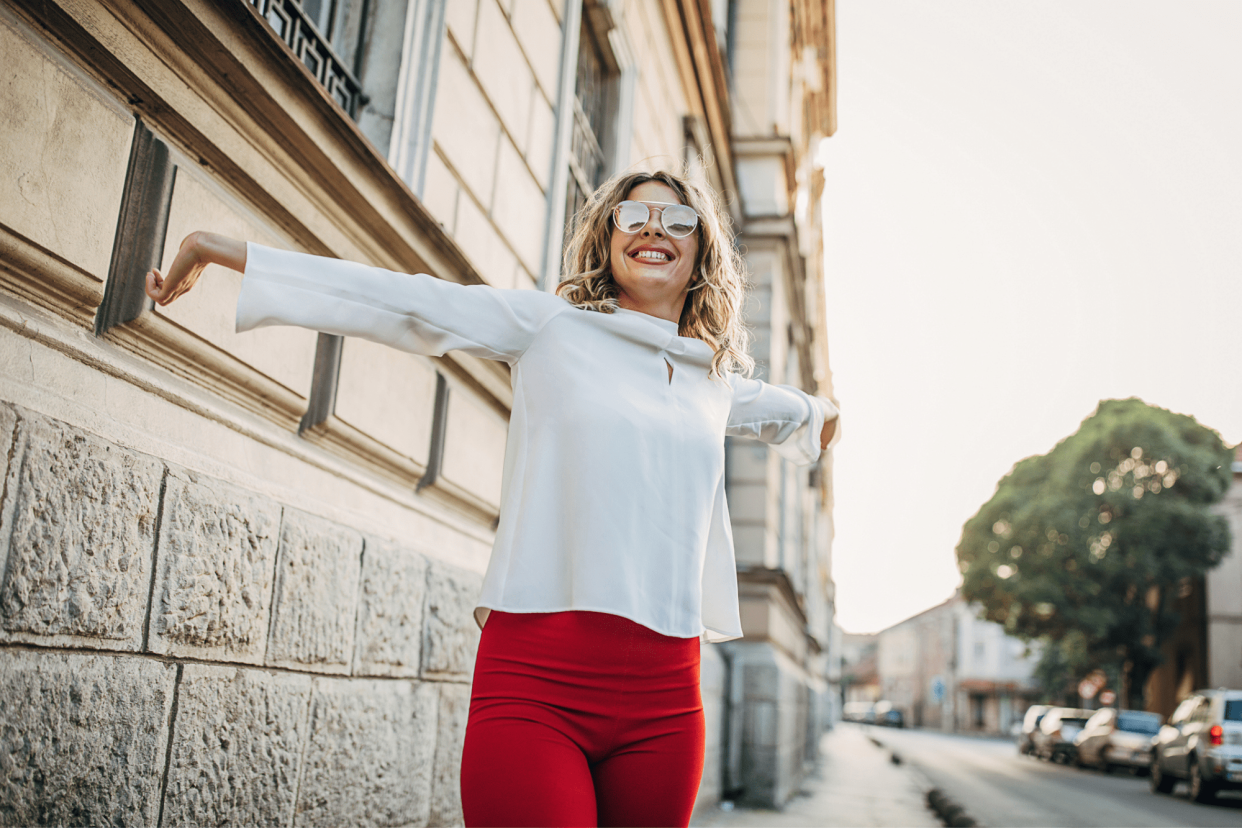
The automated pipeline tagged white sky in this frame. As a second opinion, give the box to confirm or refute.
[823,1,1242,634]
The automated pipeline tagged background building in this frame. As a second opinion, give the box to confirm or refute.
[0,0,837,822]
[1206,446,1242,690]
[876,593,1038,735]
[1147,443,1242,717]
[838,630,880,703]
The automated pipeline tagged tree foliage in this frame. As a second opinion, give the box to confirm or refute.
[957,398,1233,707]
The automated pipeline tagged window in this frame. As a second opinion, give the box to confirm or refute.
[244,0,366,117]
[563,16,614,246]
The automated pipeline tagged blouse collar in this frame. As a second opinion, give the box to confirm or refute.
[612,307,680,335]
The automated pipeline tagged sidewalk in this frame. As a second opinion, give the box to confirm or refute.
[692,725,939,827]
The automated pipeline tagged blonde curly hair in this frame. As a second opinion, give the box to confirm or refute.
[556,170,754,378]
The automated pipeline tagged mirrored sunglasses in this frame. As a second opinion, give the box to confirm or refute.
[612,200,700,238]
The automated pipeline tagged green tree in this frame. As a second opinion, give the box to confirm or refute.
[957,398,1233,709]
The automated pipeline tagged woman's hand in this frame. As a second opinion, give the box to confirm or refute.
[145,231,247,306]
[820,416,838,451]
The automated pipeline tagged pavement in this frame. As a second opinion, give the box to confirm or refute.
[691,724,939,827]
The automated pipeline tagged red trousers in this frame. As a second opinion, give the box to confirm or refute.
[460,610,705,827]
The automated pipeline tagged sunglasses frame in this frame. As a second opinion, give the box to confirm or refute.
[612,200,700,239]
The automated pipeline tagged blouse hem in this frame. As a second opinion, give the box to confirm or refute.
[474,603,741,643]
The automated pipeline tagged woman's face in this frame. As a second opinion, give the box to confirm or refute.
[608,181,699,315]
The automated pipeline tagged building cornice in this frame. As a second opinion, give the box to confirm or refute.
[662,0,738,215]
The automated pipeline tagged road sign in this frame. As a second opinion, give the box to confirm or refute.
[1078,679,1098,699]
[1099,690,1116,705]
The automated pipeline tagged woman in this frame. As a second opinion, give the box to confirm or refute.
[146,170,839,827]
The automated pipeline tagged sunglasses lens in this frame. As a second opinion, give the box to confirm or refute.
[662,205,698,237]
[615,202,649,233]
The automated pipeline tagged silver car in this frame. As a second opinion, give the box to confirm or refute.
[1150,689,1242,803]
[1074,708,1162,773]
[1033,707,1093,763]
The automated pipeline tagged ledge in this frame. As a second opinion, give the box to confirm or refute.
[10,0,514,417]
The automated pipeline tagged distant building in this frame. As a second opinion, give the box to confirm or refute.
[876,593,1038,735]
[1206,446,1242,690]
[954,600,1041,734]
[839,630,880,703]
[1147,444,1242,716]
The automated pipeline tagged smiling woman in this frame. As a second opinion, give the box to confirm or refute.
[143,167,839,828]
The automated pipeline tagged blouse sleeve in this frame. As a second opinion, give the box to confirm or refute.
[235,243,567,364]
[725,373,841,465]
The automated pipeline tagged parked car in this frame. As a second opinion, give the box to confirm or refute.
[874,701,905,728]
[1018,705,1051,755]
[1150,689,1242,803]
[1074,708,1162,773]
[1033,707,1092,763]
[842,701,876,724]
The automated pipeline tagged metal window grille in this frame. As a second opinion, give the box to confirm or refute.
[563,19,611,246]
[242,0,364,117]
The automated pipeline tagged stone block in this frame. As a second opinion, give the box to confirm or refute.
[432,49,499,205]
[445,0,478,60]
[525,95,556,191]
[0,650,176,827]
[453,194,516,289]
[0,13,131,279]
[491,137,546,274]
[266,509,363,674]
[149,468,281,662]
[334,339,438,466]
[294,678,438,827]
[0,405,15,484]
[421,149,460,231]
[422,561,483,679]
[747,700,777,749]
[440,387,507,511]
[0,413,162,650]
[723,480,771,524]
[161,663,311,827]
[472,0,533,152]
[429,682,471,827]
[354,538,429,677]
[511,0,561,101]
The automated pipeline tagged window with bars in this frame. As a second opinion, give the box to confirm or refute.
[243,0,366,117]
[563,17,615,247]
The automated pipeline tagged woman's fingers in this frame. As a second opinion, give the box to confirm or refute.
[140,233,241,308]
[145,268,165,303]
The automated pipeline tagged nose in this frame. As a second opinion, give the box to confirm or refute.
[640,208,665,238]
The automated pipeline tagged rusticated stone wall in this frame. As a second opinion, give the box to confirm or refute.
[0,402,480,827]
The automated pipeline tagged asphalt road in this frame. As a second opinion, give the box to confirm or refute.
[868,726,1242,828]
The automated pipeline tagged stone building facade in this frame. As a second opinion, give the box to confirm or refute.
[714,0,840,809]
[0,0,837,822]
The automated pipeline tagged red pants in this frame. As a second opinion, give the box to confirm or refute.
[460,610,705,827]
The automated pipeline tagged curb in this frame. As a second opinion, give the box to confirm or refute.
[925,788,977,828]
[868,734,979,828]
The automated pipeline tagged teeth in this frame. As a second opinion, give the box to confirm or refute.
[634,250,670,262]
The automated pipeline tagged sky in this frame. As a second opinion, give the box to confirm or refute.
[822,1,1242,634]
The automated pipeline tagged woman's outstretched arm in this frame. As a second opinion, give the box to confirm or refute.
[145,231,246,306]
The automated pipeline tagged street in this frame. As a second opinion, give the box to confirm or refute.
[870,726,1242,828]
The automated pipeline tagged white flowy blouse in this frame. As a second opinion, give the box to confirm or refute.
[237,243,840,642]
